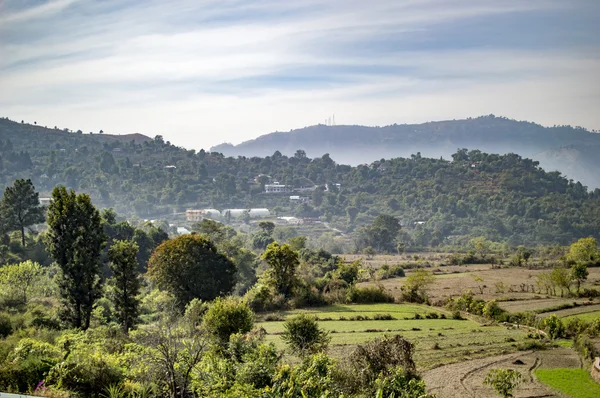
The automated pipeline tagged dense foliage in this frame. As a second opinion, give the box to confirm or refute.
[1,118,600,248]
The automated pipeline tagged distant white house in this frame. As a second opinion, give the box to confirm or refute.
[177,227,191,235]
[265,184,291,193]
[325,183,341,191]
[39,197,51,206]
[164,165,177,170]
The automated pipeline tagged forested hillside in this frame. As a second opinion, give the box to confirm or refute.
[1,117,600,247]
[212,115,600,188]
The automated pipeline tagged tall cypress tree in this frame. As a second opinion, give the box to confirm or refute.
[0,179,45,246]
[46,186,105,329]
[108,240,140,333]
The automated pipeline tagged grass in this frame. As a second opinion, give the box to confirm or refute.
[535,368,600,398]
[563,310,600,322]
[256,303,532,370]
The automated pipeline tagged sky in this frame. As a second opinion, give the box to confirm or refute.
[1,0,599,150]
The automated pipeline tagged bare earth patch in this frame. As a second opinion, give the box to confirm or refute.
[423,348,582,398]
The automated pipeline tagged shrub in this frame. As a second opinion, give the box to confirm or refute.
[483,368,522,397]
[346,286,394,304]
[203,297,254,349]
[374,366,435,398]
[0,313,13,338]
[543,315,565,340]
[281,314,330,357]
[373,314,395,320]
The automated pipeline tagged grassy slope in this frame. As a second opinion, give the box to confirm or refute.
[535,368,600,398]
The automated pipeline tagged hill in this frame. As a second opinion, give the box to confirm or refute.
[1,116,599,248]
[211,115,600,188]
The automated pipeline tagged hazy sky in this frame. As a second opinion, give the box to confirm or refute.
[1,0,599,150]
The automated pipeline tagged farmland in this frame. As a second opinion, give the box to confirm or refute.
[535,368,600,398]
[257,303,534,370]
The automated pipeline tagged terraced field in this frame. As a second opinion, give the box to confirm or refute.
[256,304,533,369]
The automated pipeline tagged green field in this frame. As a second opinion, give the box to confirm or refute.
[563,310,600,322]
[257,304,532,369]
[535,368,600,398]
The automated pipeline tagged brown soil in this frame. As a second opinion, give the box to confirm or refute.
[423,347,582,398]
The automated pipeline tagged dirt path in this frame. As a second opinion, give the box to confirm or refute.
[423,348,580,398]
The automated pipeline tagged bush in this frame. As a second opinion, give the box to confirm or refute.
[374,366,434,398]
[203,297,254,349]
[0,313,13,338]
[281,314,330,357]
[483,368,522,397]
[373,314,395,320]
[346,286,394,304]
[543,315,565,340]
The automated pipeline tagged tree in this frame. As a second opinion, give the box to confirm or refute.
[357,214,401,253]
[571,263,589,293]
[403,269,435,302]
[543,314,565,339]
[108,240,140,333]
[0,179,45,246]
[483,369,522,397]
[202,297,254,349]
[148,234,237,308]
[469,236,491,260]
[258,221,275,236]
[550,266,572,297]
[568,237,599,264]
[281,314,330,357]
[137,315,207,398]
[261,242,299,298]
[288,236,307,251]
[46,186,105,329]
[0,260,43,306]
[363,246,376,259]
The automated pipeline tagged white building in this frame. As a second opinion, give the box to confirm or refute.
[265,184,292,193]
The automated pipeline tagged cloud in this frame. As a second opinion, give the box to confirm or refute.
[0,0,599,148]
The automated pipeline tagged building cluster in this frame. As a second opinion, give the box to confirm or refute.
[186,208,270,222]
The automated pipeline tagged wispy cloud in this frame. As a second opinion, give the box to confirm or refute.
[0,0,599,148]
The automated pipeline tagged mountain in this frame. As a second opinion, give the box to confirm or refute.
[1,116,600,247]
[211,115,600,188]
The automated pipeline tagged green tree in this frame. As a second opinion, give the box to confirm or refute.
[46,186,105,329]
[202,297,254,349]
[281,313,330,357]
[0,260,43,306]
[288,235,307,251]
[543,314,565,339]
[483,369,522,397]
[403,269,435,303]
[363,246,376,259]
[261,242,299,298]
[568,237,599,264]
[469,236,491,260]
[148,234,237,308]
[0,179,45,246]
[258,221,275,236]
[570,263,589,293]
[108,240,140,333]
[334,260,361,285]
[550,266,572,297]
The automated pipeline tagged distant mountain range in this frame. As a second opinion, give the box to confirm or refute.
[211,115,600,188]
